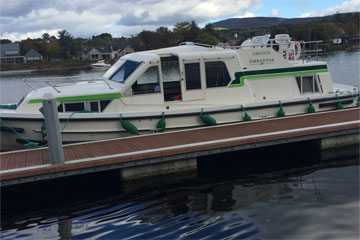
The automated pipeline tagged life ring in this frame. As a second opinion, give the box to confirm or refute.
[289,41,301,60]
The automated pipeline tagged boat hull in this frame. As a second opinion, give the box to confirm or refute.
[1,94,357,151]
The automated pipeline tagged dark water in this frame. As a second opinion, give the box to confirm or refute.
[1,161,359,240]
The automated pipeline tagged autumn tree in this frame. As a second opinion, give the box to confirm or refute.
[47,40,61,58]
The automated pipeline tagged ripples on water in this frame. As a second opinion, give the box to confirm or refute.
[1,163,359,240]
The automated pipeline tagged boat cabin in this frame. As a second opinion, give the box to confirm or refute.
[17,37,334,114]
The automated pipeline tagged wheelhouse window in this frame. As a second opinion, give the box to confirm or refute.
[109,60,141,83]
[126,66,160,95]
[205,61,231,88]
[296,75,319,94]
[185,63,201,90]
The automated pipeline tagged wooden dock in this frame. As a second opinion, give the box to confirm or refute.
[1,108,359,186]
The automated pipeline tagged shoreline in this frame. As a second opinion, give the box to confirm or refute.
[1,47,358,77]
[0,66,92,77]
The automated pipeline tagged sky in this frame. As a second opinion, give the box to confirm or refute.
[0,0,359,41]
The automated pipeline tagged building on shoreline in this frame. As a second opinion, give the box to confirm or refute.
[82,42,134,61]
[25,48,44,62]
[0,43,25,64]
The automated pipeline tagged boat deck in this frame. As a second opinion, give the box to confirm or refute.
[1,108,359,186]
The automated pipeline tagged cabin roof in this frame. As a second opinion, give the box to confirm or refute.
[143,45,234,57]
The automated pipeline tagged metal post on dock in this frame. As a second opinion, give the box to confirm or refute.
[41,93,64,165]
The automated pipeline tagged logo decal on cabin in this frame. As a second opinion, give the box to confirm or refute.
[229,65,328,88]
[249,58,275,65]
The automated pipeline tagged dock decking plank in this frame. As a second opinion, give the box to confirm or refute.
[0,109,359,183]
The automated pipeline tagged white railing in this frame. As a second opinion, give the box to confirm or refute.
[225,37,323,61]
[23,76,113,93]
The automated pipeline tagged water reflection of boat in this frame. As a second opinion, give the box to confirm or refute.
[91,60,111,69]
[0,34,358,151]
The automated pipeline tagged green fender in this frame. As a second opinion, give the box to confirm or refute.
[200,109,217,126]
[120,114,139,135]
[277,101,285,117]
[307,98,315,113]
[156,112,166,132]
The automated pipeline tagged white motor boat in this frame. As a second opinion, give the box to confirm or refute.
[91,60,111,69]
[0,34,358,151]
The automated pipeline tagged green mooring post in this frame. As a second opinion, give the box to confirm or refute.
[42,93,64,165]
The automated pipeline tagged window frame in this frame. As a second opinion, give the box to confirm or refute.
[57,100,112,113]
[184,62,202,91]
[204,61,231,88]
[109,60,142,84]
[124,65,161,96]
[296,74,321,94]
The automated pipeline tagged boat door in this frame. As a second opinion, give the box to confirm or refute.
[161,56,183,102]
[178,54,205,101]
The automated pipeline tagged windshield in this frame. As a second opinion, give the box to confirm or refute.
[109,60,141,83]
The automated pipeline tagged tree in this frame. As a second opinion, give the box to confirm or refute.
[184,20,201,42]
[42,33,50,41]
[312,22,341,41]
[138,30,156,50]
[98,33,112,41]
[343,21,359,36]
[19,38,36,55]
[47,40,61,58]
[173,22,191,44]
[0,39,12,44]
[196,33,218,45]
[57,29,75,58]
[154,27,176,48]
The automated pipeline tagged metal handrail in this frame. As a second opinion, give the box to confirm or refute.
[23,76,113,93]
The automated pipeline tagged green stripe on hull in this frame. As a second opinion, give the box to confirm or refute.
[229,65,328,88]
[28,92,123,104]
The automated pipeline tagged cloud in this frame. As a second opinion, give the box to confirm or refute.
[233,12,256,18]
[0,0,262,41]
[300,0,360,17]
[269,8,280,17]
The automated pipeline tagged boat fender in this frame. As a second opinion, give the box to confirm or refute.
[307,97,315,113]
[241,105,252,121]
[277,101,285,117]
[156,112,166,132]
[335,95,344,110]
[120,114,139,135]
[200,109,217,126]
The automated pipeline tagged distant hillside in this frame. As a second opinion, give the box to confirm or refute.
[211,12,359,30]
